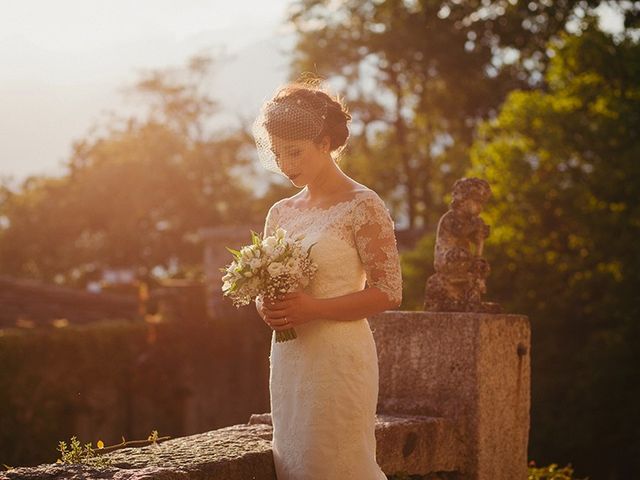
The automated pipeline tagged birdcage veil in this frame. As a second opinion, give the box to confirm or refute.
[251,83,348,178]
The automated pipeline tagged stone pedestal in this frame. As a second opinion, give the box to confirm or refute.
[369,311,530,480]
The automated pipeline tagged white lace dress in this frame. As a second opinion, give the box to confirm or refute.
[262,189,403,480]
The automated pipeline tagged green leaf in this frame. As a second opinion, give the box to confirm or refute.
[251,229,262,246]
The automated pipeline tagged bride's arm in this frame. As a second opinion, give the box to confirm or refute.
[348,193,403,310]
[265,286,397,325]
[312,192,403,320]
[315,286,399,321]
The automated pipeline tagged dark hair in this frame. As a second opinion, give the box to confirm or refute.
[263,80,352,154]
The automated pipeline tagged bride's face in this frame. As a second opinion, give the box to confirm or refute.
[271,136,328,187]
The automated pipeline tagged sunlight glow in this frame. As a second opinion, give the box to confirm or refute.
[0,0,283,52]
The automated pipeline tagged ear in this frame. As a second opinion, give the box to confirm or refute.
[317,135,331,153]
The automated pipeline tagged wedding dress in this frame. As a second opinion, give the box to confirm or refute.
[262,188,403,480]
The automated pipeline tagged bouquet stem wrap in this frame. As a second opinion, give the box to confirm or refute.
[275,327,297,343]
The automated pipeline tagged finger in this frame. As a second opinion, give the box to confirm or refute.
[265,300,288,310]
[270,302,291,312]
[272,320,293,331]
[266,314,292,326]
[268,310,289,320]
[266,318,279,329]
[269,302,292,312]
[263,305,288,316]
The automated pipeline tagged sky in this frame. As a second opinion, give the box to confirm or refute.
[0,0,293,186]
[0,1,626,187]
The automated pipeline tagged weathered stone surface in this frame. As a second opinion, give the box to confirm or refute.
[374,414,461,476]
[1,414,462,480]
[249,412,462,477]
[369,311,530,480]
[1,423,276,480]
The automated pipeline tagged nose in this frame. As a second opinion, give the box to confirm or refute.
[275,155,297,175]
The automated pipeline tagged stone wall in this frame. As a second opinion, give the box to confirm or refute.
[2,311,531,480]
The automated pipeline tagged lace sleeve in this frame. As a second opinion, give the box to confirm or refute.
[263,203,279,238]
[351,193,403,307]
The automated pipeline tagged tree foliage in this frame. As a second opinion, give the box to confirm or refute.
[0,54,258,284]
[468,18,640,478]
[286,0,606,228]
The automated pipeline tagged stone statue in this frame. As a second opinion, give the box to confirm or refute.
[423,177,502,313]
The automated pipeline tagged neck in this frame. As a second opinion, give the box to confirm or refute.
[304,158,349,200]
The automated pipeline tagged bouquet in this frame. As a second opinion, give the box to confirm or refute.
[220,226,318,342]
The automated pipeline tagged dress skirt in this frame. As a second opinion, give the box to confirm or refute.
[269,317,387,480]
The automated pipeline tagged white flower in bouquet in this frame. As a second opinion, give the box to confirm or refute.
[220,226,318,342]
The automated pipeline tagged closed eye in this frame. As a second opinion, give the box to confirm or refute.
[273,149,300,158]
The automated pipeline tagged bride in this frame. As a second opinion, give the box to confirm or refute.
[252,80,403,479]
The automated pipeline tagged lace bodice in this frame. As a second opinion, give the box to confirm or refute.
[263,189,402,306]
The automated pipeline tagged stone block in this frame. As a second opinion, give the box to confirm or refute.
[369,311,530,480]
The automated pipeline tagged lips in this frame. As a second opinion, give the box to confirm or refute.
[288,173,300,180]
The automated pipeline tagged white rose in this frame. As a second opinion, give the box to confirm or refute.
[267,262,284,277]
[249,258,262,270]
[263,236,277,249]
[262,244,274,259]
[285,258,297,270]
[240,246,254,260]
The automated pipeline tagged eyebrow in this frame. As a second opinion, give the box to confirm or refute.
[271,146,299,154]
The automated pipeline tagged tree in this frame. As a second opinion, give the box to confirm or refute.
[466,17,640,478]
[286,0,613,228]
[0,53,258,285]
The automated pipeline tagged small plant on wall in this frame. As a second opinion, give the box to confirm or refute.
[56,435,114,468]
[54,430,168,469]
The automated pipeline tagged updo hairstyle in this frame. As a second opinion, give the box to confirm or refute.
[265,82,352,155]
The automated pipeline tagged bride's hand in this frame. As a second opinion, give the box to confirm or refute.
[263,290,321,329]
[256,294,289,331]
